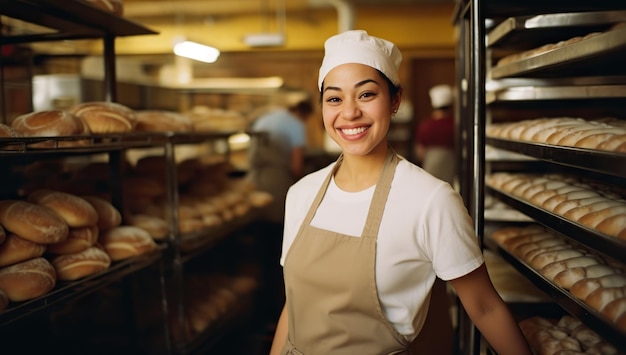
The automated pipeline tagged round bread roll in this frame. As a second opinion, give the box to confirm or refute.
[70,101,136,134]
[0,233,46,267]
[81,195,121,230]
[46,225,99,255]
[571,274,626,300]
[585,286,626,312]
[134,110,194,133]
[126,214,169,240]
[50,246,111,281]
[0,257,56,301]
[554,264,617,289]
[540,256,600,281]
[99,226,157,261]
[28,189,98,228]
[11,110,89,137]
[0,200,69,244]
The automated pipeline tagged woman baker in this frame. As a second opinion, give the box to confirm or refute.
[269,30,531,355]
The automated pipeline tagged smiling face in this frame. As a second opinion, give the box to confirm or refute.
[321,63,401,158]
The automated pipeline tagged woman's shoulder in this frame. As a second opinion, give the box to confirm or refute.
[290,163,335,192]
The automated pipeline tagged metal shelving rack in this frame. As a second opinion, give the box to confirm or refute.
[454,1,626,354]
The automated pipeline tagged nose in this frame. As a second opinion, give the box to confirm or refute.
[341,100,361,120]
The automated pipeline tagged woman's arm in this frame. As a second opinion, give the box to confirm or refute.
[450,264,532,355]
[269,305,289,355]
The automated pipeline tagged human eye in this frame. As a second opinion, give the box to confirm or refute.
[359,91,377,100]
[324,96,342,104]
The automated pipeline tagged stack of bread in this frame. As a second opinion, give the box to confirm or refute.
[496,22,626,67]
[186,106,249,132]
[491,224,626,331]
[0,189,157,310]
[124,155,272,243]
[486,117,626,153]
[486,172,626,240]
[519,315,619,354]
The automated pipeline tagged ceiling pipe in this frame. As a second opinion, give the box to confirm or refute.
[327,0,355,32]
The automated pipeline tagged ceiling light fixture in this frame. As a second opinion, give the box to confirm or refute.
[173,40,220,63]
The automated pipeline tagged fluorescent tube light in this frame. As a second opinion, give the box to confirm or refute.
[173,40,220,63]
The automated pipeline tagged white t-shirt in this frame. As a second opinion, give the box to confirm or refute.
[281,157,484,340]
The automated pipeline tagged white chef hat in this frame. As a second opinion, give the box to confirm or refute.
[429,84,453,109]
[318,30,402,91]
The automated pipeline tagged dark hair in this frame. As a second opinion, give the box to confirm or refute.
[290,100,314,117]
[318,69,401,103]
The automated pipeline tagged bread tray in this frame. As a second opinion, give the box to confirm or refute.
[490,26,626,79]
[488,10,626,49]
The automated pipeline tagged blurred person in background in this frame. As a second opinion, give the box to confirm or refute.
[414,84,456,186]
[247,93,314,325]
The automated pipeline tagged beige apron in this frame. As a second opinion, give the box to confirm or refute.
[281,148,410,355]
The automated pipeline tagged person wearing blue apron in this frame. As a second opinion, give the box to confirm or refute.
[270,30,532,355]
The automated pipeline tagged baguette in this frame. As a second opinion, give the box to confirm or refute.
[578,206,626,229]
[600,297,626,322]
[595,213,626,238]
[529,248,585,270]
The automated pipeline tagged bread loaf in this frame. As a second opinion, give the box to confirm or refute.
[563,200,623,222]
[553,196,608,217]
[600,297,626,322]
[539,256,601,281]
[134,110,194,133]
[0,233,46,267]
[11,110,90,138]
[0,200,69,244]
[578,206,626,229]
[28,190,98,228]
[0,257,56,301]
[595,213,626,238]
[99,226,157,260]
[81,195,121,230]
[585,286,626,312]
[512,237,566,259]
[50,246,111,281]
[529,249,585,270]
[570,274,626,300]
[46,225,99,255]
[126,214,169,240]
[70,101,136,134]
[553,264,617,289]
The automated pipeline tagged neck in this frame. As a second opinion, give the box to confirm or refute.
[334,144,388,192]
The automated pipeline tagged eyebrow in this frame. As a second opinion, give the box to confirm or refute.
[323,78,380,94]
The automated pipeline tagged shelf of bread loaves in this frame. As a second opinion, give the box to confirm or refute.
[485,172,626,261]
[0,0,154,45]
[490,22,626,79]
[486,223,626,351]
[0,190,162,325]
[487,10,626,49]
[485,116,626,178]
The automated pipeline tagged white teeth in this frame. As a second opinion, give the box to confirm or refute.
[341,127,367,135]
